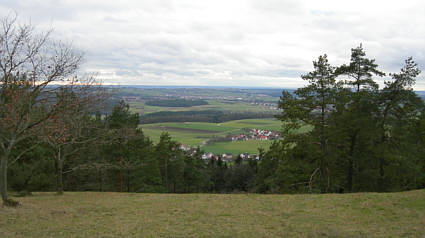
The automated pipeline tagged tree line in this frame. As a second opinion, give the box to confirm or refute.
[9,101,258,195]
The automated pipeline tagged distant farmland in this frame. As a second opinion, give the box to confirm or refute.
[140,118,283,154]
[129,99,278,115]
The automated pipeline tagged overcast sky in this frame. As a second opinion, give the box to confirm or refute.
[1,0,425,89]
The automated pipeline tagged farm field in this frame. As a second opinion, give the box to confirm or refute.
[115,87,283,116]
[128,99,278,115]
[1,190,424,237]
[117,87,282,102]
[140,118,283,154]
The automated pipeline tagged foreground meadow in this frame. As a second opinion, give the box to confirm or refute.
[1,190,424,237]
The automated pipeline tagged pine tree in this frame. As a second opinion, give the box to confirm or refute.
[335,44,385,192]
[277,54,338,192]
[375,58,423,191]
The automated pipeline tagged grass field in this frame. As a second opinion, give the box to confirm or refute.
[129,100,278,115]
[140,119,283,154]
[1,190,424,237]
[140,119,312,154]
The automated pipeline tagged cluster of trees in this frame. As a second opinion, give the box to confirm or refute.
[257,45,425,193]
[10,100,259,194]
[139,110,275,124]
[145,99,208,107]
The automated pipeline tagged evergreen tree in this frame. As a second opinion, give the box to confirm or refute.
[374,58,423,191]
[155,132,179,192]
[334,44,385,192]
[277,54,338,192]
[105,100,141,192]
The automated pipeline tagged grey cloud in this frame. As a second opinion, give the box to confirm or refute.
[2,0,425,88]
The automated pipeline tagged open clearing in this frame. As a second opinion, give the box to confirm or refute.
[1,190,424,237]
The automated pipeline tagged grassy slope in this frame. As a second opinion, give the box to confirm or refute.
[1,190,424,237]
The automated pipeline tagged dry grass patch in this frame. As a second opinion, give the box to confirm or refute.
[1,190,424,237]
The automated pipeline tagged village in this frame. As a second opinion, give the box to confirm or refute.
[231,129,280,141]
[178,128,280,162]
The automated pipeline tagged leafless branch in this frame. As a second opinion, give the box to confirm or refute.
[11,142,41,164]
[309,167,320,193]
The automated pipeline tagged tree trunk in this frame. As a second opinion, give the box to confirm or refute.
[127,168,130,193]
[320,103,326,193]
[98,169,103,192]
[377,134,386,192]
[347,158,353,192]
[56,159,64,195]
[56,149,64,195]
[347,132,357,192]
[120,158,123,192]
[378,157,385,191]
[173,180,176,193]
[0,153,8,202]
[165,159,168,192]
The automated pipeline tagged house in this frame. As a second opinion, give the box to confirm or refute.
[179,144,189,151]
[202,152,214,160]
[222,153,233,161]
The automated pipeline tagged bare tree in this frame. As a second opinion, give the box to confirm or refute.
[0,14,87,204]
[41,78,107,195]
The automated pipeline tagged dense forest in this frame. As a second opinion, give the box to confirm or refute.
[1,16,424,206]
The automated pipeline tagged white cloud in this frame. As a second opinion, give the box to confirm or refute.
[1,0,425,89]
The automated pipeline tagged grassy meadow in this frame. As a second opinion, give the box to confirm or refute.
[1,190,424,237]
[140,118,283,154]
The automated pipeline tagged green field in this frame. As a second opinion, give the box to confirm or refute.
[140,119,313,155]
[129,100,278,115]
[1,190,424,237]
[140,119,283,154]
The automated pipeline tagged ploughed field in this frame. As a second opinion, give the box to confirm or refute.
[1,190,424,237]
[140,119,283,154]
